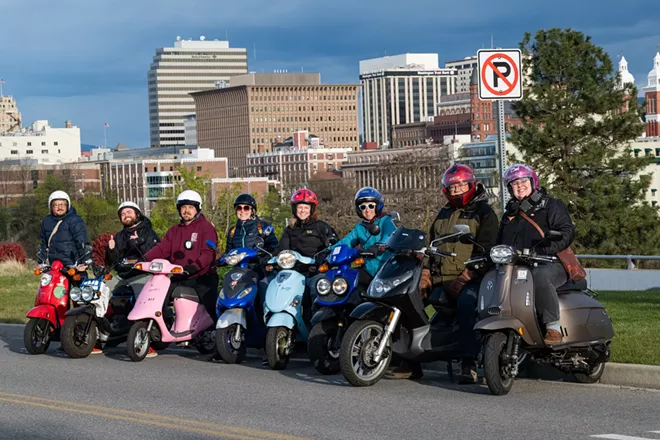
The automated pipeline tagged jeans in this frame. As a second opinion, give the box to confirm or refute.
[456,281,480,359]
[532,262,568,325]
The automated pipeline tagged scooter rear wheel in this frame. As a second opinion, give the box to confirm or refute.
[216,325,246,364]
[265,326,291,370]
[483,332,514,396]
[61,315,98,359]
[126,321,150,362]
[573,362,605,384]
[23,318,51,355]
[339,320,391,387]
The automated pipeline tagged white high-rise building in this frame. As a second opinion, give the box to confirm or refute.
[0,120,81,163]
[445,55,478,94]
[359,54,456,147]
[148,37,248,148]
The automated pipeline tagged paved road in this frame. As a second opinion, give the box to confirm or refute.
[1,324,659,440]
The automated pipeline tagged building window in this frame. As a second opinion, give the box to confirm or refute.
[196,166,202,171]
[54,141,59,146]
[41,142,46,146]
[41,150,48,154]
[26,150,33,154]
[10,150,18,155]
[27,142,32,146]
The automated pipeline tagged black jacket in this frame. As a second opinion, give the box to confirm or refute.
[276,218,338,259]
[225,217,278,253]
[107,217,160,279]
[498,188,575,256]
[39,206,89,267]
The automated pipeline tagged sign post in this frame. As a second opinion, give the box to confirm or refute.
[477,49,523,211]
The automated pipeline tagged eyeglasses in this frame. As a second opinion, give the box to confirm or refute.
[236,205,252,212]
[359,203,377,211]
[449,182,469,192]
[51,202,67,208]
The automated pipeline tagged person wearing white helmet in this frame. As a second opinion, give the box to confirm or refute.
[145,190,219,322]
[38,190,90,268]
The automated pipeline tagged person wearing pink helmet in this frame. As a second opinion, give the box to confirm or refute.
[499,164,576,345]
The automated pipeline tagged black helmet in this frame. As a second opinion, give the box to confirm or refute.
[234,194,257,212]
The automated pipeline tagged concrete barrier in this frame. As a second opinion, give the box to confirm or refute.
[587,268,660,291]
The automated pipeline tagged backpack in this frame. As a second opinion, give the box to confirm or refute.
[229,221,263,243]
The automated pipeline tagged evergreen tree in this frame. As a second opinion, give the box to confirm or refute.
[510,28,659,255]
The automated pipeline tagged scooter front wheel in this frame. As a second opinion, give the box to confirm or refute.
[126,321,151,362]
[483,332,515,395]
[23,318,52,355]
[340,320,392,387]
[195,330,216,355]
[61,315,98,359]
[265,326,291,370]
[216,325,246,364]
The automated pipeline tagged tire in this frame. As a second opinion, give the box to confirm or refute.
[265,326,291,370]
[195,329,216,355]
[216,325,247,364]
[151,341,170,351]
[308,320,341,375]
[573,362,605,384]
[339,320,392,387]
[126,321,151,362]
[483,332,514,396]
[23,318,51,355]
[61,315,98,359]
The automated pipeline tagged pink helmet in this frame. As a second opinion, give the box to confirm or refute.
[503,164,539,190]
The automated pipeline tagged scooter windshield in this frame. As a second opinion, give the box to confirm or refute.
[386,227,427,251]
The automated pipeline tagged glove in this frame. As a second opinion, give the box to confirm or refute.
[420,268,432,300]
[447,269,472,300]
[362,246,379,258]
[183,264,198,275]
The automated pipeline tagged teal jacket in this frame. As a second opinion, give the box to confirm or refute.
[333,214,397,277]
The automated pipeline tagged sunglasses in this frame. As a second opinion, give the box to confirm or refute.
[236,205,252,212]
[359,203,377,211]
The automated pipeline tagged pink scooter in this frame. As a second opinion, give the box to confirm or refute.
[125,259,216,362]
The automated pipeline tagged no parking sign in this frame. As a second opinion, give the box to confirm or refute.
[477,49,523,100]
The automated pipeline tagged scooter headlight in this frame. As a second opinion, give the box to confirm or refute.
[368,270,414,297]
[70,287,82,302]
[40,273,53,287]
[332,278,349,296]
[149,262,164,272]
[226,252,246,266]
[237,288,252,299]
[277,251,296,270]
[316,278,332,296]
[81,286,95,302]
[490,245,515,264]
[218,289,225,300]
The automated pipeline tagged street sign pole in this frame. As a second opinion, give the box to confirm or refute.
[496,99,509,211]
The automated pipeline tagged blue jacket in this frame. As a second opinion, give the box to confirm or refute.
[333,214,397,277]
[225,217,278,254]
[39,206,89,267]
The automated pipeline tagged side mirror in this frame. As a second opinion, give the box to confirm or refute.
[548,230,563,241]
[255,236,265,248]
[459,233,476,244]
[391,211,401,227]
[326,236,339,247]
[365,222,381,236]
[206,239,217,250]
[263,225,274,237]
[453,224,471,235]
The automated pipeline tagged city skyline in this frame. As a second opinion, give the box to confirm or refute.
[0,0,658,148]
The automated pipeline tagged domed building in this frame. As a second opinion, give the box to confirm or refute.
[643,52,660,137]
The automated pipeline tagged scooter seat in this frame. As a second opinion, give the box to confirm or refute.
[172,287,200,303]
[556,279,587,294]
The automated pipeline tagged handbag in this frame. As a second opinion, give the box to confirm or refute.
[518,211,586,281]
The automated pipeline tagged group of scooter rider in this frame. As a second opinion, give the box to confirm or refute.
[38,161,576,384]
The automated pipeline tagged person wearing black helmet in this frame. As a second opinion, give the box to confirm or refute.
[225,194,278,254]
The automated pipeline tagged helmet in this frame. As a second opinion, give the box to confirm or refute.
[48,191,70,209]
[176,190,203,212]
[354,187,384,218]
[442,164,477,208]
[290,189,318,216]
[117,201,142,220]
[233,194,257,212]
[503,164,539,193]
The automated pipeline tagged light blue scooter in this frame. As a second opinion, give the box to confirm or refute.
[263,249,317,370]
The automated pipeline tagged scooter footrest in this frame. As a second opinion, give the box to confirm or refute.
[170,329,194,338]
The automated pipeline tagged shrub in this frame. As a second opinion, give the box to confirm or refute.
[92,234,113,267]
[0,242,27,264]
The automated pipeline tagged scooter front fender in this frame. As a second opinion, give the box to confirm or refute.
[474,316,534,345]
[266,312,296,330]
[217,308,247,329]
[349,301,391,324]
[310,307,337,327]
[26,304,59,328]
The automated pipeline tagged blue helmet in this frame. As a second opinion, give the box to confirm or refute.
[355,186,384,218]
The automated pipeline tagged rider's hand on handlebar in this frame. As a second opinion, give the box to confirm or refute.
[76,265,88,272]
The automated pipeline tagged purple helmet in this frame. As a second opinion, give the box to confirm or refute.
[503,164,539,190]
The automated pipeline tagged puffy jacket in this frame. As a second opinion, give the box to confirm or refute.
[107,217,160,279]
[39,206,89,267]
[144,214,218,279]
[427,184,499,286]
[333,214,397,277]
[225,217,278,253]
[498,188,575,256]
[276,219,338,259]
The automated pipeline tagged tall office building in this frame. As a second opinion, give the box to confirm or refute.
[148,37,248,147]
[445,55,478,93]
[359,54,456,147]
[0,95,21,134]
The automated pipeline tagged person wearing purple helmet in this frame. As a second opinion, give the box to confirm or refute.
[498,164,576,345]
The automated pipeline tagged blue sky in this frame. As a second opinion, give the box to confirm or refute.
[0,0,658,148]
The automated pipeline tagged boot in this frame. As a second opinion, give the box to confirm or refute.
[458,358,478,385]
[544,328,562,345]
[385,360,423,380]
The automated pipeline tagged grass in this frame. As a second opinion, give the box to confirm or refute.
[0,271,658,365]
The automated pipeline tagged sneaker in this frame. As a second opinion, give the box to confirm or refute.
[385,362,424,380]
[91,347,103,355]
[458,359,478,385]
[146,347,158,358]
[544,329,562,345]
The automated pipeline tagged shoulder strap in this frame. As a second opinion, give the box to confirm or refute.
[257,221,263,235]
[48,220,64,248]
[518,211,545,238]
[229,226,236,240]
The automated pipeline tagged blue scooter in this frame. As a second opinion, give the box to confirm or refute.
[207,235,271,364]
[308,243,375,374]
[263,249,318,370]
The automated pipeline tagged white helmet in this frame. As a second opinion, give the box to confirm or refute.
[117,201,142,220]
[48,191,71,209]
[176,190,202,211]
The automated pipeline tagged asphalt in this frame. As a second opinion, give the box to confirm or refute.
[1,323,659,440]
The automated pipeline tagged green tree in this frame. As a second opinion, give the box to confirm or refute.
[510,28,659,255]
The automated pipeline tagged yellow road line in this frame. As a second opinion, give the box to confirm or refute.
[0,392,309,440]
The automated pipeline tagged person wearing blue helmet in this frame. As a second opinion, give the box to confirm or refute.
[331,187,396,290]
